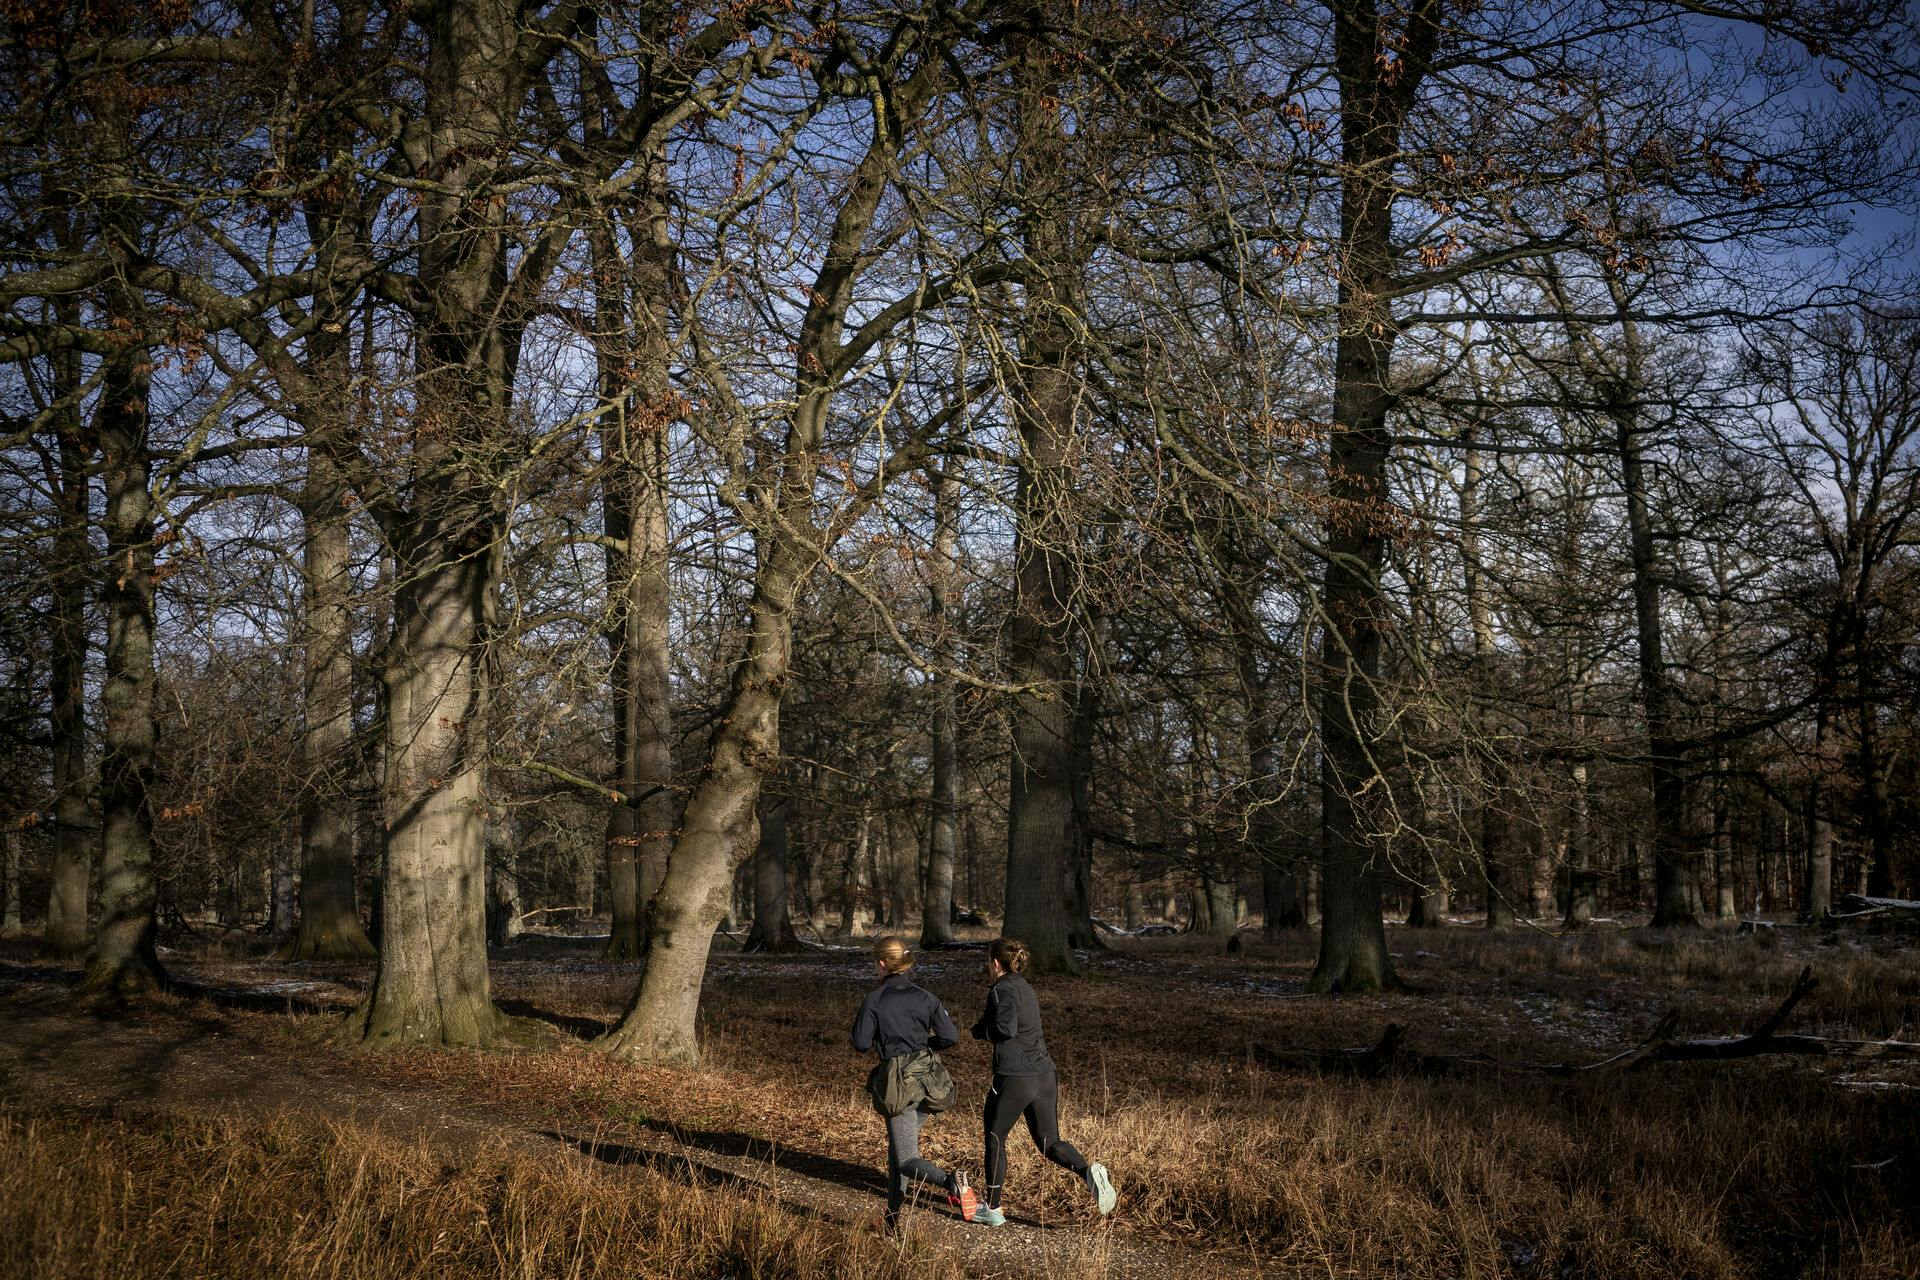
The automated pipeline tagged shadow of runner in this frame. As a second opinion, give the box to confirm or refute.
[542,1126,1015,1239]
[613,1115,1063,1230]
[542,1130,758,1192]
[625,1116,890,1196]
[542,1130,898,1230]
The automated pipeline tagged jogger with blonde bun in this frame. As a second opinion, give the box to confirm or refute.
[851,936,977,1228]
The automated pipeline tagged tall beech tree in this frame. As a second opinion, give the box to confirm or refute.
[583,16,678,960]
[999,6,1098,975]
[42,312,93,960]
[919,467,961,948]
[281,443,374,961]
[83,267,166,1000]
[279,232,375,961]
[1304,0,1446,993]
[596,2,1000,1064]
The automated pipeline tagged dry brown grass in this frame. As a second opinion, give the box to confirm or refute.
[0,1104,946,1280]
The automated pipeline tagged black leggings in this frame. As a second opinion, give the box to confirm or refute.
[982,1070,1087,1209]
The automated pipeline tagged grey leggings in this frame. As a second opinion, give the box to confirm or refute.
[884,1105,955,1217]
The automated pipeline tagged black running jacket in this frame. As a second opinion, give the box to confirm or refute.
[851,973,960,1060]
[969,972,1054,1077]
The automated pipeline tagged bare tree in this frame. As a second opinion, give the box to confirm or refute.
[1748,306,1920,912]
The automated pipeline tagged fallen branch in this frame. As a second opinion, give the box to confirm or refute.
[513,904,591,925]
[1252,967,1920,1079]
[1830,894,1920,927]
[1838,894,1920,913]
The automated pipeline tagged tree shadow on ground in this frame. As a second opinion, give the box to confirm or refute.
[0,992,243,1109]
[173,981,348,1017]
[0,960,83,995]
[494,999,610,1041]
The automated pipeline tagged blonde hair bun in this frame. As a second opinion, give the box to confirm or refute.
[873,936,914,974]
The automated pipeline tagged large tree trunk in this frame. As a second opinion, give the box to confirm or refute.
[485,812,522,951]
[1711,756,1736,921]
[43,323,93,960]
[1310,0,1437,994]
[1804,702,1837,919]
[3,830,21,937]
[269,845,298,941]
[839,814,866,937]
[865,814,889,927]
[1063,622,1106,951]
[921,470,959,948]
[1240,639,1303,938]
[1404,843,1450,928]
[596,543,808,1065]
[1605,301,1696,928]
[1201,877,1238,939]
[347,0,534,1047]
[1621,416,1694,927]
[1265,856,1307,935]
[1481,796,1516,930]
[278,178,375,963]
[281,447,374,961]
[81,323,166,1001]
[1563,760,1595,928]
[745,791,800,952]
[353,525,501,1045]
[1002,18,1086,974]
[597,186,675,962]
[886,812,912,936]
[1859,668,1895,899]
[1706,588,1737,922]
[1461,426,1514,932]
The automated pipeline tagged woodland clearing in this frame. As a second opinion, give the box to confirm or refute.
[3,922,1916,1279]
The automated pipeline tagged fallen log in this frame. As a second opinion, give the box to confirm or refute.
[1837,894,1920,914]
[1252,966,1920,1078]
[1829,894,1920,928]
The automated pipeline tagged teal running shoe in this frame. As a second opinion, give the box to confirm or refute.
[974,1205,1007,1227]
[1085,1163,1117,1215]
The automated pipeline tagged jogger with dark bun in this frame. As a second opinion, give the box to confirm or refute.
[851,936,978,1228]
[969,936,1117,1225]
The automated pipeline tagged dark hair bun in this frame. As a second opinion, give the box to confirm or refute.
[989,936,1030,973]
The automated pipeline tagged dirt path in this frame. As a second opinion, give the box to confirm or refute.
[0,966,1263,1280]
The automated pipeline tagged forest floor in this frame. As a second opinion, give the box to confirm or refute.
[2,918,1918,1279]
